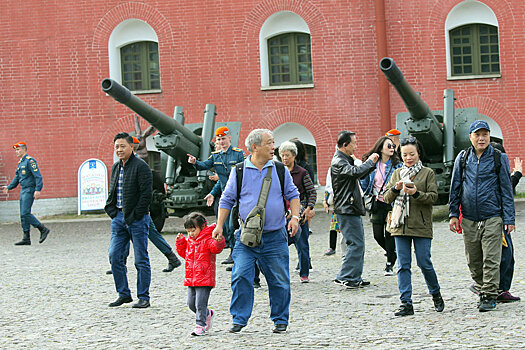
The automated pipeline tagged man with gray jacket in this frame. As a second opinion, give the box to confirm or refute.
[449,120,515,312]
[331,130,379,289]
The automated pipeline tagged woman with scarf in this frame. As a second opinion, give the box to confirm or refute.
[383,137,444,316]
[361,136,401,276]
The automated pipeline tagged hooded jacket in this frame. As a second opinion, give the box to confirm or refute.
[449,145,515,225]
[176,224,226,287]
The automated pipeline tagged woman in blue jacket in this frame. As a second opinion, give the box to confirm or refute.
[361,136,401,275]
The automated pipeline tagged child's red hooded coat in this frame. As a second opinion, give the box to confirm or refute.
[176,224,225,287]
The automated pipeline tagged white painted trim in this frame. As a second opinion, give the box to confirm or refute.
[259,11,311,87]
[444,1,498,77]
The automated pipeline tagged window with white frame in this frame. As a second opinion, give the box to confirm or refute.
[260,11,313,88]
[108,19,161,92]
[445,1,500,79]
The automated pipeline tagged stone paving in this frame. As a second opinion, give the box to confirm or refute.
[1,203,525,349]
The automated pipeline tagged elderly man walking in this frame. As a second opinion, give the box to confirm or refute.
[331,130,379,289]
[105,132,153,309]
[449,120,515,312]
[213,129,300,334]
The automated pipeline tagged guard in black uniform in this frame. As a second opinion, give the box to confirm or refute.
[3,142,50,245]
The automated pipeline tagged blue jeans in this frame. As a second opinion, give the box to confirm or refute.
[499,228,514,292]
[230,227,290,326]
[395,236,440,303]
[293,221,310,278]
[109,212,151,300]
[147,218,172,255]
[20,187,41,231]
[224,211,235,249]
[336,214,365,283]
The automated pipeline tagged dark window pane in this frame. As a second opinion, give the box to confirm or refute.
[481,64,490,72]
[270,47,279,55]
[479,26,488,34]
[462,27,470,35]
[453,57,461,64]
[271,56,279,64]
[491,55,499,62]
[452,47,461,55]
[463,56,472,64]
[463,47,471,54]
[492,64,500,72]
[490,36,498,43]
[480,55,489,63]
[281,56,289,64]
[271,66,280,73]
[282,74,290,82]
[269,38,278,46]
[135,82,142,90]
[454,66,462,74]
[150,81,160,89]
[491,46,498,53]
[490,27,497,34]
[453,38,461,44]
[480,36,488,44]
[133,63,141,71]
[464,66,472,74]
[480,46,489,54]
[280,37,289,45]
[272,75,280,83]
[281,46,289,54]
[134,72,142,80]
[282,65,289,73]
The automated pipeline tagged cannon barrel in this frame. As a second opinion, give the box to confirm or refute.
[101,78,201,146]
[380,58,439,124]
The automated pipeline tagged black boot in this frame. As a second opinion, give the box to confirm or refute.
[432,292,445,312]
[394,302,414,316]
[163,251,181,272]
[37,224,50,244]
[15,231,31,246]
[222,248,234,264]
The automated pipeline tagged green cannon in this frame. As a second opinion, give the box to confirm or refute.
[101,78,241,230]
[380,57,502,204]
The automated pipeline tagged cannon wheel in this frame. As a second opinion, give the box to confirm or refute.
[150,170,166,232]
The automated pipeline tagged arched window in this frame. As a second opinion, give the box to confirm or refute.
[260,12,313,89]
[108,19,161,93]
[445,1,500,79]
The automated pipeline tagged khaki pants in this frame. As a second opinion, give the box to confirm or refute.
[462,216,503,298]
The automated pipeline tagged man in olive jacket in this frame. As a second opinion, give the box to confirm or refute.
[331,130,378,289]
[105,132,153,309]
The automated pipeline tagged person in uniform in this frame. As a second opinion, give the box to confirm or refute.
[3,142,50,245]
[187,126,246,266]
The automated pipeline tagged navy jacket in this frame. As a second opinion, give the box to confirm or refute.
[449,145,515,225]
[105,153,152,226]
[7,154,43,191]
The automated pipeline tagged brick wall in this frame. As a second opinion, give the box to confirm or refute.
[1,0,524,213]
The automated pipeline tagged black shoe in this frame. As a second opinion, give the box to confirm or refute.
[222,250,234,264]
[333,279,345,286]
[14,239,31,246]
[273,324,287,333]
[342,280,370,289]
[229,324,245,333]
[163,252,182,272]
[394,302,414,316]
[38,225,50,244]
[478,295,496,312]
[226,265,233,272]
[132,299,150,308]
[106,270,113,275]
[108,296,133,307]
[432,293,445,312]
[254,281,261,289]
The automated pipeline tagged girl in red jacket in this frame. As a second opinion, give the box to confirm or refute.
[176,212,225,336]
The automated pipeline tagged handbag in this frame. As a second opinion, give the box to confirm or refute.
[239,165,273,247]
[364,163,393,214]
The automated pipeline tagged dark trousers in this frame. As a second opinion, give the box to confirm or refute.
[187,286,212,327]
[372,223,396,265]
[499,229,514,292]
[20,187,41,232]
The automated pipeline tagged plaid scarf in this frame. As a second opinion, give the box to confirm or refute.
[389,161,423,230]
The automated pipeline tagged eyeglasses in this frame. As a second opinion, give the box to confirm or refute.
[386,144,396,149]
[400,137,417,146]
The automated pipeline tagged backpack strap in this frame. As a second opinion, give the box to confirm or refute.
[235,162,244,203]
[274,161,287,212]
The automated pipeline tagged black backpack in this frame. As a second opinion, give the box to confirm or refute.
[459,146,501,184]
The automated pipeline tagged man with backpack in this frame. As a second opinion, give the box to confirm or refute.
[449,120,515,312]
[213,128,300,334]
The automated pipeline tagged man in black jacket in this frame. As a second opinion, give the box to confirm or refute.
[105,132,153,308]
[331,130,378,289]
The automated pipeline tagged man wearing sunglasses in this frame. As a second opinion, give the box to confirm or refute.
[449,120,515,312]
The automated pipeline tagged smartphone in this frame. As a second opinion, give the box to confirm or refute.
[404,181,415,188]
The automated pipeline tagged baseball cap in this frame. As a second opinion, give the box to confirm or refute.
[13,141,27,149]
[385,129,401,136]
[215,126,230,137]
[469,120,490,134]
[132,136,140,144]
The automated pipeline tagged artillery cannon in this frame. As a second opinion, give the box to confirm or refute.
[101,78,241,230]
[380,57,502,204]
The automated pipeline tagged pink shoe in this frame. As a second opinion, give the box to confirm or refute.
[300,276,310,283]
[191,325,206,336]
[205,309,215,331]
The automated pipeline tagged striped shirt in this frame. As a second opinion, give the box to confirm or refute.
[116,165,124,209]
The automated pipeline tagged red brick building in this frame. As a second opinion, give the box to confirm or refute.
[1,0,522,214]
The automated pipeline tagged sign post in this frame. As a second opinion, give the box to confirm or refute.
[78,159,108,215]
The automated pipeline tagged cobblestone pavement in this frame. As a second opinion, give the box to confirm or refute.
[1,203,525,349]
